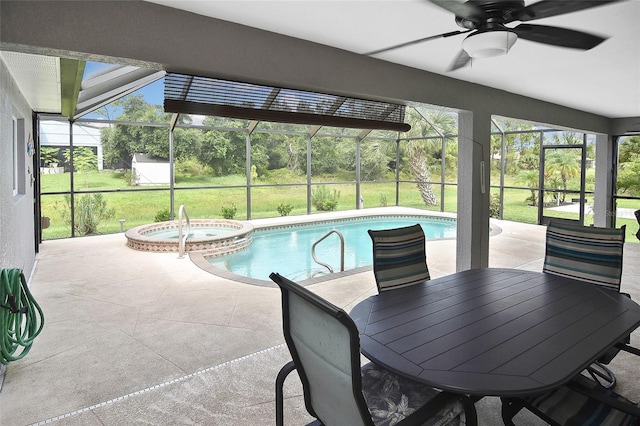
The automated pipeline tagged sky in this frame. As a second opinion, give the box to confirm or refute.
[82,61,165,118]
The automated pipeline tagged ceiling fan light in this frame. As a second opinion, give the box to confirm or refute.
[462,30,518,58]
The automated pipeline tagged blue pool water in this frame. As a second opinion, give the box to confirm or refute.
[206,216,456,281]
[147,227,234,239]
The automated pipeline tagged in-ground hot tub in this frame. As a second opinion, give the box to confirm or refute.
[125,219,254,255]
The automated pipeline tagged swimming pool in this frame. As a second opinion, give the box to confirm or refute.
[198,215,456,283]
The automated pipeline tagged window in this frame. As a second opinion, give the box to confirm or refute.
[12,116,18,196]
[12,116,26,197]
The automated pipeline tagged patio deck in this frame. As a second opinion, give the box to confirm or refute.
[1,211,639,425]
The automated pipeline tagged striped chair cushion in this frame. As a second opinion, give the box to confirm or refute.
[521,375,639,426]
[368,224,430,292]
[543,221,626,290]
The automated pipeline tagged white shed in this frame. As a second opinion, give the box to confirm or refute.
[131,153,171,185]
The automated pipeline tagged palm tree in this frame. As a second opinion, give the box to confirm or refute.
[618,135,640,164]
[357,107,456,207]
[517,169,539,206]
[402,108,457,206]
[545,150,580,203]
[407,146,438,205]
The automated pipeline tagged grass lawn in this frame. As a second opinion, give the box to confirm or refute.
[40,170,639,242]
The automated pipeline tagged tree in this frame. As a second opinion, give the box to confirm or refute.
[361,140,395,181]
[517,169,540,206]
[100,94,191,168]
[545,150,580,203]
[397,107,458,206]
[617,153,640,196]
[200,117,246,175]
[250,123,307,175]
[40,146,59,167]
[64,146,97,172]
[64,146,97,188]
[619,136,640,163]
[408,148,438,205]
[551,131,583,146]
[311,138,342,175]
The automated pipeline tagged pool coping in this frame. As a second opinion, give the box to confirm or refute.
[189,207,503,287]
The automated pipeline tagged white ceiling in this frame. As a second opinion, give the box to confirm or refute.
[147,0,640,119]
[1,51,61,113]
[2,1,637,120]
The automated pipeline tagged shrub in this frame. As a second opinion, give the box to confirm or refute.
[277,203,293,216]
[122,169,138,186]
[311,185,340,211]
[221,203,237,219]
[379,193,388,207]
[57,193,115,235]
[175,156,212,177]
[155,208,171,222]
[489,193,501,218]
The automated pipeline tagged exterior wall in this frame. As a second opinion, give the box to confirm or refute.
[0,57,36,275]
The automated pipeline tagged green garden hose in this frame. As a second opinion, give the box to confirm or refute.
[0,268,44,364]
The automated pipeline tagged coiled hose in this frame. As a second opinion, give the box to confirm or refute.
[0,268,44,365]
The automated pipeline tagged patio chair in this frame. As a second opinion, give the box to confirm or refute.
[500,343,640,426]
[635,209,640,241]
[368,224,430,293]
[271,272,477,426]
[543,220,628,388]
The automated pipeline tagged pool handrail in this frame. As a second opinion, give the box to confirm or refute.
[311,229,345,273]
[178,205,191,259]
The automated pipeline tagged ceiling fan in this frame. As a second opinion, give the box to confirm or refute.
[367,0,623,71]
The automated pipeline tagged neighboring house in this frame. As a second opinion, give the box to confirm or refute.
[39,119,105,170]
[131,153,171,185]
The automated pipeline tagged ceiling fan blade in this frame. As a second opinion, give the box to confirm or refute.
[448,50,471,71]
[428,0,487,22]
[365,30,468,56]
[510,0,624,23]
[513,24,607,50]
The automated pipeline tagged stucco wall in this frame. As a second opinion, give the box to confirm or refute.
[0,57,36,275]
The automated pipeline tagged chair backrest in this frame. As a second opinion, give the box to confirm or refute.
[635,209,640,241]
[270,272,373,426]
[543,220,626,290]
[368,224,430,292]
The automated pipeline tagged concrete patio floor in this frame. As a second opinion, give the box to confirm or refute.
[1,210,639,425]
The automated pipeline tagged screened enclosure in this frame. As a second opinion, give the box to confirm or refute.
[37,70,640,243]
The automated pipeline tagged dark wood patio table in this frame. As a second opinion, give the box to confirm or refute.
[350,268,640,397]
